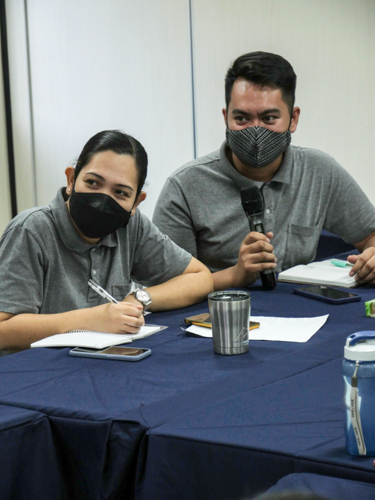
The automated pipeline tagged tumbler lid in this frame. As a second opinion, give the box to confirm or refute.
[345,331,375,361]
[208,291,250,302]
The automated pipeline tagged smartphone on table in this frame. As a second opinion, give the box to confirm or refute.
[69,346,152,361]
[293,285,360,304]
[184,313,260,330]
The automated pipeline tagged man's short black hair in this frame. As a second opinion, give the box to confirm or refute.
[225,51,297,114]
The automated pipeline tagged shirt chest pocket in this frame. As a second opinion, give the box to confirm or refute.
[111,283,133,301]
[282,222,323,270]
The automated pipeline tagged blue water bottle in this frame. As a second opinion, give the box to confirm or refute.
[343,331,375,456]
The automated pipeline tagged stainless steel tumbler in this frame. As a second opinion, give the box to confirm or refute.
[208,291,251,355]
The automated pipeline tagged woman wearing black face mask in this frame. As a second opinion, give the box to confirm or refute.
[0,130,213,353]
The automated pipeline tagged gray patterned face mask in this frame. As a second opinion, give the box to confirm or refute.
[226,126,291,168]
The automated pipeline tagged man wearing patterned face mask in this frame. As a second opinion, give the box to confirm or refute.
[153,51,375,290]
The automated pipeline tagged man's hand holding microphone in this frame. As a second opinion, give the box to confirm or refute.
[235,186,277,290]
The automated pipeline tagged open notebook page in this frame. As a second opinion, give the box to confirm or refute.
[278,260,356,287]
[31,325,165,349]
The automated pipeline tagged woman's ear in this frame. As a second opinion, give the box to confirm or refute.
[65,166,76,195]
[131,191,147,215]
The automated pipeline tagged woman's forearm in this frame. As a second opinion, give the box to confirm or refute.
[145,258,214,311]
[0,309,93,350]
[0,302,145,351]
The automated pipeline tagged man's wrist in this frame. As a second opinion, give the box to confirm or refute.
[231,264,257,288]
[213,265,246,290]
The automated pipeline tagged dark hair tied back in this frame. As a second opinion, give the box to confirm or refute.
[75,130,148,197]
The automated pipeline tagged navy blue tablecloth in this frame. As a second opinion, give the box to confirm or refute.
[1,273,375,499]
[262,473,375,500]
[0,404,66,499]
[141,355,375,500]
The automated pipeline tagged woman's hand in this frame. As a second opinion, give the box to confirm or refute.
[88,302,145,334]
[0,302,145,351]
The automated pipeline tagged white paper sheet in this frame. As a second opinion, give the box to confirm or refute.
[186,315,329,343]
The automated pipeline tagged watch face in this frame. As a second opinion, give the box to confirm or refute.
[137,290,150,301]
[135,290,151,307]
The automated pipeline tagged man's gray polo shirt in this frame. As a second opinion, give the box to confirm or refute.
[0,189,191,315]
[153,142,375,272]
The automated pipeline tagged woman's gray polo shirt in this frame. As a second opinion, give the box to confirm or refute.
[0,189,191,315]
[153,142,375,273]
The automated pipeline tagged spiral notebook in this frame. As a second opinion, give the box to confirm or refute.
[30,325,165,349]
[278,260,357,288]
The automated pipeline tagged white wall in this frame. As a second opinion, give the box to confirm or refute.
[7,0,194,219]
[4,0,36,214]
[192,0,375,204]
[0,32,12,235]
[5,0,375,219]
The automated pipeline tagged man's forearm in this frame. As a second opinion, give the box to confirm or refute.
[213,265,257,291]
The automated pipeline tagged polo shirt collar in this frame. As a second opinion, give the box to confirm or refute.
[271,145,292,184]
[219,141,293,187]
[49,188,118,253]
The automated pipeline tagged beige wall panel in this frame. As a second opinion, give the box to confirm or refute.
[23,0,194,218]
[0,34,12,234]
[5,0,36,212]
[192,0,375,204]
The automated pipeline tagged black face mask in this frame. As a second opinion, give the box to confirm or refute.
[68,188,132,239]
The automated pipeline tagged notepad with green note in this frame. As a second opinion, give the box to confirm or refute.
[278,259,357,288]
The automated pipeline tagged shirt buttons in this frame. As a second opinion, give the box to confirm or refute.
[92,270,97,276]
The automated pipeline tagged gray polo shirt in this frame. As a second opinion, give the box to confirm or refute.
[0,188,191,315]
[153,142,375,273]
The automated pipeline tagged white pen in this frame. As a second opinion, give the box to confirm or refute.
[88,279,119,304]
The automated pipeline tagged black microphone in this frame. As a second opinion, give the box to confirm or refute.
[240,186,277,290]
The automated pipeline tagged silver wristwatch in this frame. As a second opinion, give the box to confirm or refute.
[129,288,152,311]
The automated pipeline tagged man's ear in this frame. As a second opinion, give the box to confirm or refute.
[131,191,147,215]
[65,166,75,195]
[289,106,301,133]
[222,108,228,125]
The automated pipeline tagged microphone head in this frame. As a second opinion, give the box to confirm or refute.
[240,187,264,216]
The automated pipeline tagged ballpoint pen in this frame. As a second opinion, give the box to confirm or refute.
[88,279,151,314]
[88,279,119,304]
[331,259,354,268]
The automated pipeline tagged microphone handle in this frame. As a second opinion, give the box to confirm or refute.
[248,215,277,290]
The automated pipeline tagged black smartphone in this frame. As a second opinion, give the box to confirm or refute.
[293,285,360,304]
[69,346,152,361]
